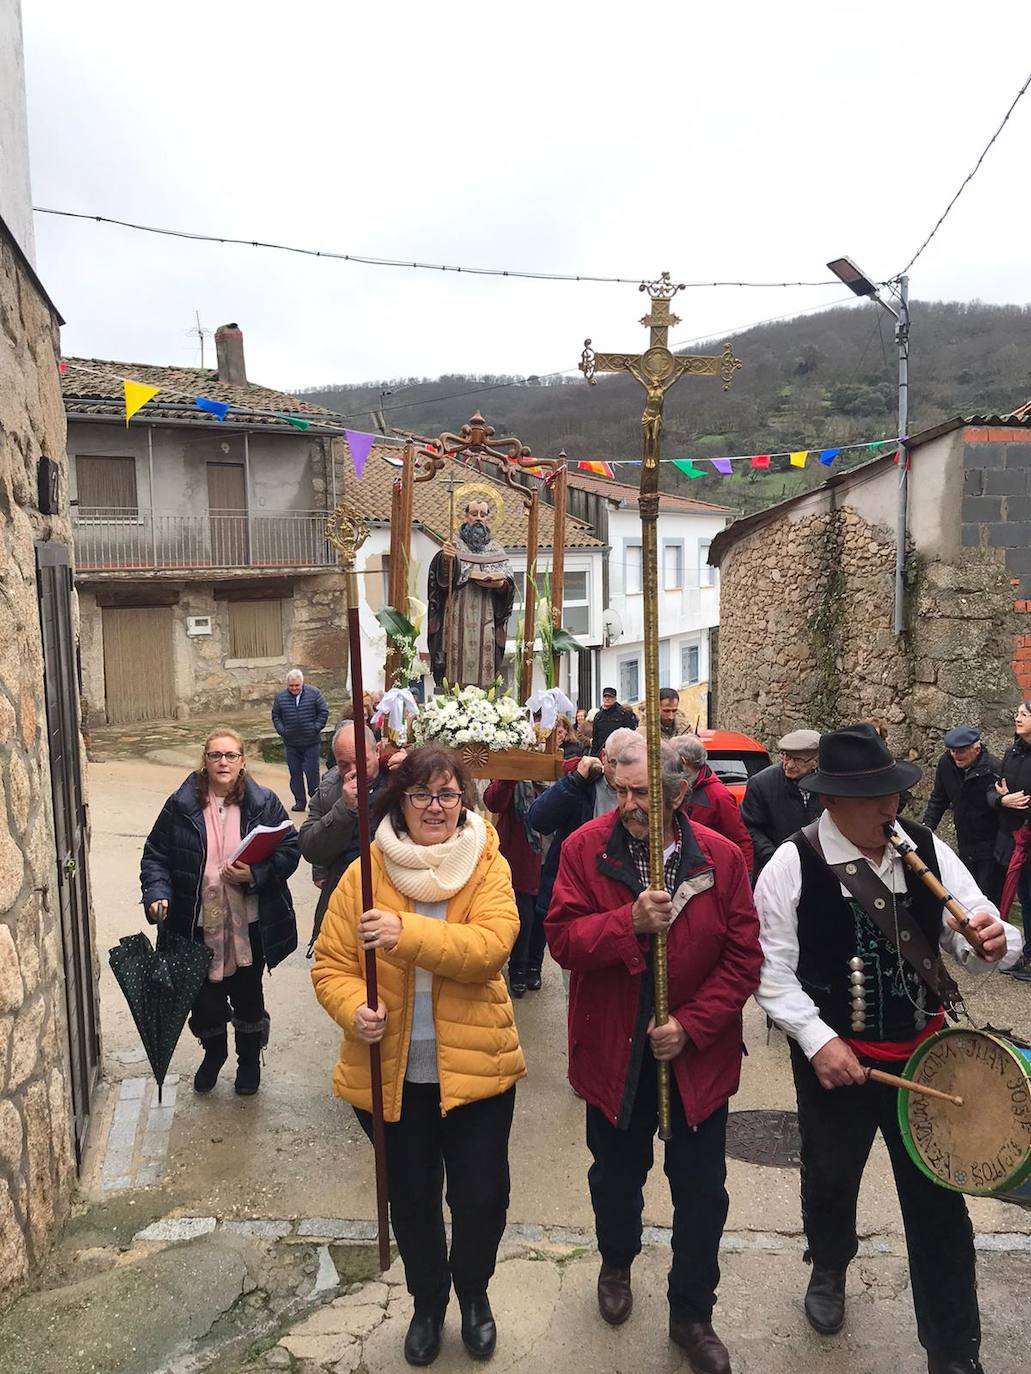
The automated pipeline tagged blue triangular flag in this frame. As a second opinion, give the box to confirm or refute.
[818,448,840,467]
[195,396,230,422]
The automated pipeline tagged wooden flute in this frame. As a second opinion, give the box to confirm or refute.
[884,826,986,956]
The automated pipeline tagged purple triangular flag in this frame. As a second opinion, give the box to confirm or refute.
[710,458,734,475]
[345,429,375,478]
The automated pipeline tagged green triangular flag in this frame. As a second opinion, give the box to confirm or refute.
[672,458,705,479]
[277,414,311,431]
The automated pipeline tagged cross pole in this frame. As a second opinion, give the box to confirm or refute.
[579,272,742,1139]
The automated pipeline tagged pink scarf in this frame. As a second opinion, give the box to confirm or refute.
[201,796,253,982]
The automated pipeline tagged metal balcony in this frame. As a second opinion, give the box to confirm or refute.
[71,508,335,572]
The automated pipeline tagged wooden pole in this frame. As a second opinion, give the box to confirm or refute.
[520,490,540,705]
[443,481,458,683]
[385,477,404,688]
[549,457,568,693]
[345,565,391,1272]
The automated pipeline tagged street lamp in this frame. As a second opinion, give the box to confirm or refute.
[827,256,911,636]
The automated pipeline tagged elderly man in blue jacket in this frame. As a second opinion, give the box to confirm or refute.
[272,669,329,812]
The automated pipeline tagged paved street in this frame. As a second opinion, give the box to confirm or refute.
[3,754,1029,1373]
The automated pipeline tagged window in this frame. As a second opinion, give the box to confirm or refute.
[562,569,590,637]
[659,639,671,688]
[699,540,716,587]
[625,541,642,593]
[663,541,684,589]
[619,655,640,702]
[681,640,700,685]
[228,600,284,658]
[76,456,138,515]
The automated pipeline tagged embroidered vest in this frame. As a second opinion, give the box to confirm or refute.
[791,819,945,1042]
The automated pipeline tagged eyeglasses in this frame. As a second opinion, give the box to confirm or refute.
[404,789,463,810]
[205,750,242,762]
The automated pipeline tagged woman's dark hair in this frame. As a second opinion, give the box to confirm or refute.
[372,746,477,835]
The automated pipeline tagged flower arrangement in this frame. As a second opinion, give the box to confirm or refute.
[375,595,427,689]
[412,682,536,753]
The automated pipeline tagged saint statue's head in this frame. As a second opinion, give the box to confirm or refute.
[460,499,493,552]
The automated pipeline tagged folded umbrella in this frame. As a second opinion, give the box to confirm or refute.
[999,825,1031,924]
[109,921,213,1102]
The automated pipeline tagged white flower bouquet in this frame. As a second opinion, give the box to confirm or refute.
[411,683,536,753]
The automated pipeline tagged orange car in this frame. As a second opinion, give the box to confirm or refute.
[697,729,771,807]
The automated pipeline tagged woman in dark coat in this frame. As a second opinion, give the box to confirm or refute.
[140,728,300,1094]
[989,699,1031,977]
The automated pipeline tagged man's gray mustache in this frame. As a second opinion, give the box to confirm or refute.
[622,808,649,827]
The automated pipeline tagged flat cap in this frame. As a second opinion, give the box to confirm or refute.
[778,728,821,752]
[943,726,980,749]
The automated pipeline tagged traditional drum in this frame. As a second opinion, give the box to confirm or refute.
[898,1027,1031,1206]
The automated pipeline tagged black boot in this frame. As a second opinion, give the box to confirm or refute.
[508,965,527,998]
[233,1014,269,1096]
[804,1264,847,1334]
[404,1306,446,1367]
[193,1029,228,1094]
[458,1292,496,1359]
[524,966,542,991]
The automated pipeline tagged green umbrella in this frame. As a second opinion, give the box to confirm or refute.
[109,922,212,1102]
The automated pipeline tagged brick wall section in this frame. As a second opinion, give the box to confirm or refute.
[0,232,85,1303]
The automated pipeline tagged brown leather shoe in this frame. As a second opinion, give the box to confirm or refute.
[669,1319,731,1374]
[597,1262,632,1325]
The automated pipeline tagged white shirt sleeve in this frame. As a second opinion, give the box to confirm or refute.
[931,834,1023,970]
[753,842,839,1061]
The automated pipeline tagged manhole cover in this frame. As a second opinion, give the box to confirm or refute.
[726,1110,801,1168]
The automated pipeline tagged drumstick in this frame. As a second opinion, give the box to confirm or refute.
[866,1066,964,1106]
[883,826,986,955]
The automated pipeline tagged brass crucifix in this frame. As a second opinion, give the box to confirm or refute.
[579,271,742,1139]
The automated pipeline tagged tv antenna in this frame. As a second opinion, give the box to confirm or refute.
[187,310,212,367]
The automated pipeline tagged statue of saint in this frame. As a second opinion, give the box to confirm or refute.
[427,497,515,689]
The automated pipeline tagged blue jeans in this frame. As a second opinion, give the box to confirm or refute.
[285,742,320,808]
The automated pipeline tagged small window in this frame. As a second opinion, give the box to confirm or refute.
[625,542,642,594]
[229,600,284,658]
[619,655,640,702]
[681,641,700,685]
[564,570,588,600]
[663,542,684,589]
[699,540,716,588]
[562,569,590,639]
[76,456,138,515]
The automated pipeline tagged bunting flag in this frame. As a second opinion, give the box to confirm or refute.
[710,458,734,475]
[277,414,311,431]
[195,396,230,422]
[672,459,706,479]
[751,454,770,469]
[789,450,808,468]
[124,379,160,426]
[577,460,614,477]
[345,428,376,477]
[818,448,840,466]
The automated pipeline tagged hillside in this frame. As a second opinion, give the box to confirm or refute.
[298,301,1031,514]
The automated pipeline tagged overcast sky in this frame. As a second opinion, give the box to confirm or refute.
[21,1,1031,393]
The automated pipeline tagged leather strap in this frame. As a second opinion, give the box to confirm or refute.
[800,821,960,1011]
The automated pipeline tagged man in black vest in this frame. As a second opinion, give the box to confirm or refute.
[754,724,1021,1374]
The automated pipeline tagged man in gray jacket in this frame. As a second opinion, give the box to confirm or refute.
[299,721,384,955]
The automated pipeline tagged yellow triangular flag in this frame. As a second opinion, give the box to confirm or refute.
[789,450,808,468]
[124,379,159,426]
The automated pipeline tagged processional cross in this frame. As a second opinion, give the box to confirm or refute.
[579,271,742,1138]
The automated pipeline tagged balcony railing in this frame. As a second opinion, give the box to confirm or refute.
[72,508,335,572]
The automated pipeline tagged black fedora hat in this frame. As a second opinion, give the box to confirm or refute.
[798,723,922,797]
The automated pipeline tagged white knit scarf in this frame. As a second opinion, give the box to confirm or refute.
[375,810,487,902]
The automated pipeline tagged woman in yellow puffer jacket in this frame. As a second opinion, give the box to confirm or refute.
[312,745,525,1368]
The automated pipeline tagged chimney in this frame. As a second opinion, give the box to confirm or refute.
[214,322,247,385]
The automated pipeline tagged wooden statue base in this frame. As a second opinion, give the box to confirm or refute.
[458,744,564,783]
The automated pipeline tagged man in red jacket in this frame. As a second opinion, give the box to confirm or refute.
[546,733,762,1374]
[672,733,754,873]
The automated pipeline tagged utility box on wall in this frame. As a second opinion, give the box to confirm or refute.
[186,616,213,637]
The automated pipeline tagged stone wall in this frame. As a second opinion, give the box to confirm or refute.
[0,228,85,1301]
[717,498,1018,808]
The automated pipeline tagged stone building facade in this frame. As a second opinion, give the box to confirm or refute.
[710,417,1031,804]
[0,222,93,1301]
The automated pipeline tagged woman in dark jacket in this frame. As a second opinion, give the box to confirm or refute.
[989,700,1031,976]
[140,728,300,1094]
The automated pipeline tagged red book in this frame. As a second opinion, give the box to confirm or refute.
[228,820,294,867]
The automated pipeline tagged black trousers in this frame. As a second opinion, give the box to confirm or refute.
[964,853,1005,909]
[356,1082,516,1311]
[189,926,266,1038]
[510,891,546,973]
[790,1041,980,1362]
[586,1054,729,1323]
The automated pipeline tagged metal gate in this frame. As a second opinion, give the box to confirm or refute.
[36,541,99,1164]
[102,606,176,723]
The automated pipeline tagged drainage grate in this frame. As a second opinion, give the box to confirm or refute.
[726,1110,801,1168]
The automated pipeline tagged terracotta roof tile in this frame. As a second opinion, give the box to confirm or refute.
[345,447,601,551]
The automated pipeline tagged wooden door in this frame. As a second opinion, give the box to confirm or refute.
[36,541,99,1164]
[207,463,248,566]
[102,607,176,723]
